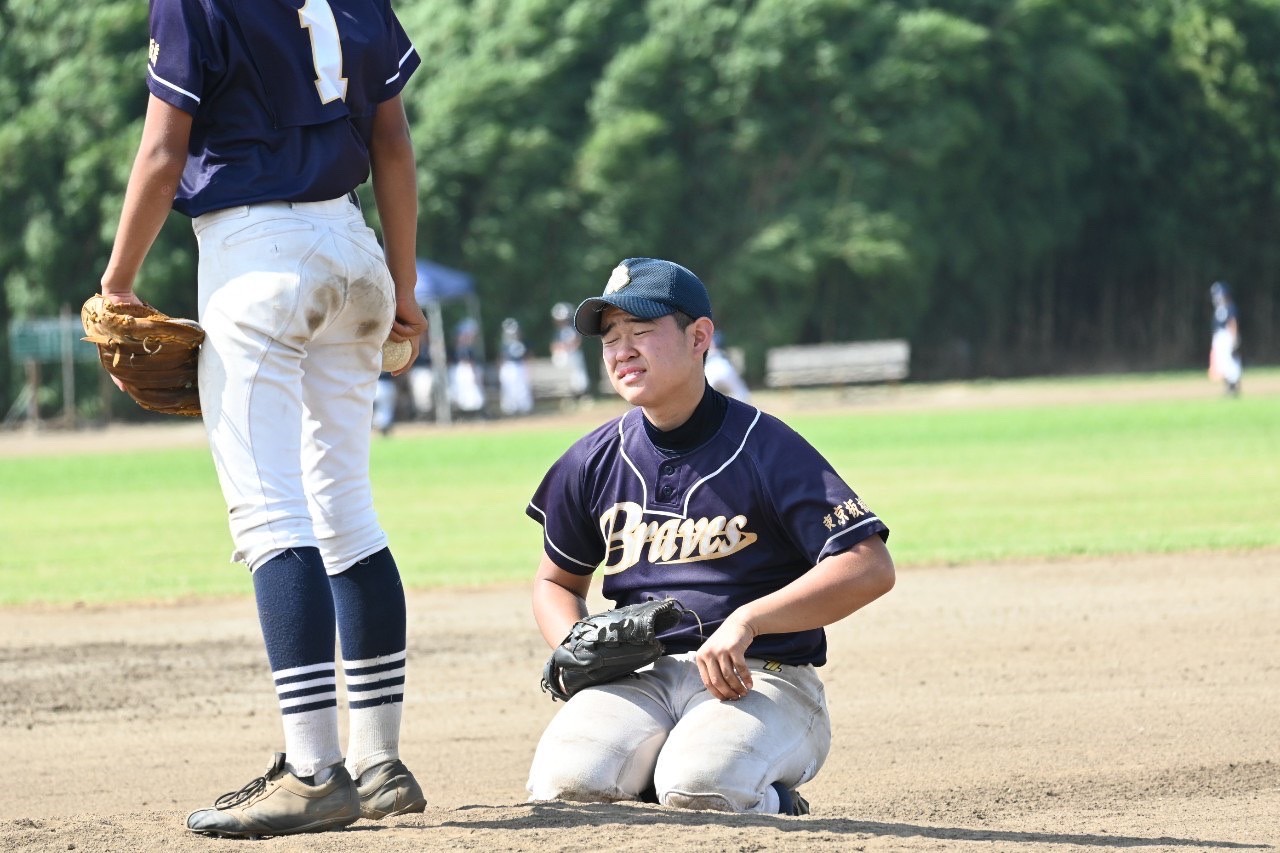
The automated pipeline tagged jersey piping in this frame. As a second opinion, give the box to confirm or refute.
[822,515,884,553]
[148,67,200,105]
[616,406,763,520]
[527,501,598,570]
[679,408,761,516]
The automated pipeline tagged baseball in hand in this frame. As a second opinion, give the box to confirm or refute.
[381,338,413,372]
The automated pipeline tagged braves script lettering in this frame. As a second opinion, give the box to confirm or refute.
[598,501,758,574]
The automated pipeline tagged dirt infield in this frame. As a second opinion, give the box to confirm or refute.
[3,374,1277,850]
[2,549,1277,852]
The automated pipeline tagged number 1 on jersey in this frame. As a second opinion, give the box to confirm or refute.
[298,0,348,104]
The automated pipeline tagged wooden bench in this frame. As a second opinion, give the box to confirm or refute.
[764,339,910,388]
[526,358,584,402]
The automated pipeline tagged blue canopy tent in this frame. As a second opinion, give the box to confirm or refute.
[414,258,475,304]
[414,258,481,425]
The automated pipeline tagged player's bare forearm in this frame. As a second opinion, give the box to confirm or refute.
[369,94,418,298]
[532,554,592,648]
[695,536,894,700]
[734,536,895,636]
[369,95,425,363]
[101,96,192,300]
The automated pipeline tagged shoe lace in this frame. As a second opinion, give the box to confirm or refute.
[214,773,269,810]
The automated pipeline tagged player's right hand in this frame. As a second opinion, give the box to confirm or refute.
[695,616,755,701]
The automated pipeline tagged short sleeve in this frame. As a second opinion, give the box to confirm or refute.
[380,5,420,101]
[147,0,215,113]
[526,446,606,575]
[755,421,889,565]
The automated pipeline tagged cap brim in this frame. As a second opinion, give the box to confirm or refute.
[573,294,675,336]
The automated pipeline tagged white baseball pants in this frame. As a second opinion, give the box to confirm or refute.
[1210,329,1242,385]
[527,652,831,813]
[192,197,395,573]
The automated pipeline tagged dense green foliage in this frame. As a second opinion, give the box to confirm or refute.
[2,371,1278,605]
[3,0,1280,419]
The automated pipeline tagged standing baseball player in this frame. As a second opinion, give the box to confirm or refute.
[525,258,895,813]
[1208,281,1242,396]
[97,0,428,838]
[550,301,591,398]
[498,317,535,416]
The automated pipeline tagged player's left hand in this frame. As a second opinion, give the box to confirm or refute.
[695,616,755,701]
[102,290,144,307]
[387,295,427,376]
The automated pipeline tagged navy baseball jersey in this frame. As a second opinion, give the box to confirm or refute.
[527,396,889,667]
[146,0,420,216]
[1213,300,1237,332]
[502,336,528,362]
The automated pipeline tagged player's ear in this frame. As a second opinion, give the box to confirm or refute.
[689,317,714,357]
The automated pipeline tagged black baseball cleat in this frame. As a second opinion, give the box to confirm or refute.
[185,753,360,839]
[772,781,810,816]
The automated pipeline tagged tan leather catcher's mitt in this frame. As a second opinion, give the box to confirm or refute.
[81,294,204,417]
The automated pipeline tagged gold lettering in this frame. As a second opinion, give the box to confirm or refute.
[676,517,707,559]
[698,516,727,556]
[597,503,759,572]
[722,516,748,551]
[599,502,646,574]
[649,518,682,562]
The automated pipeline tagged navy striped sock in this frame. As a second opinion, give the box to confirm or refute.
[253,547,342,778]
[330,547,408,778]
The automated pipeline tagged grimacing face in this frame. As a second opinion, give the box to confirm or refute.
[599,308,710,410]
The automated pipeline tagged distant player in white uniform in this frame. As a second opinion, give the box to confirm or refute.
[704,331,751,402]
[373,369,400,436]
[1208,281,1242,396]
[98,0,428,838]
[550,301,591,397]
[449,316,486,414]
[525,258,896,814]
[498,317,535,415]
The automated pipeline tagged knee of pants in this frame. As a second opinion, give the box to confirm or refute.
[527,728,665,804]
[655,763,762,813]
[660,789,740,812]
[527,753,629,804]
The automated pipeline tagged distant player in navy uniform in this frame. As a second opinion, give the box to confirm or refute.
[1208,281,1242,396]
[525,258,896,814]
[97,0,429,837]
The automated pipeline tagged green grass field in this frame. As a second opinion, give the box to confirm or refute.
[2,372,1277,605]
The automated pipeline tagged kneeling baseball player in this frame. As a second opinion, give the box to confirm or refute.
[526,258,895,814]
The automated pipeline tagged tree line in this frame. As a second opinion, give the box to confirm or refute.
[3,0,1278,419]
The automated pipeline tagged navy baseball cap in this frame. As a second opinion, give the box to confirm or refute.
[574,258,713,336]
